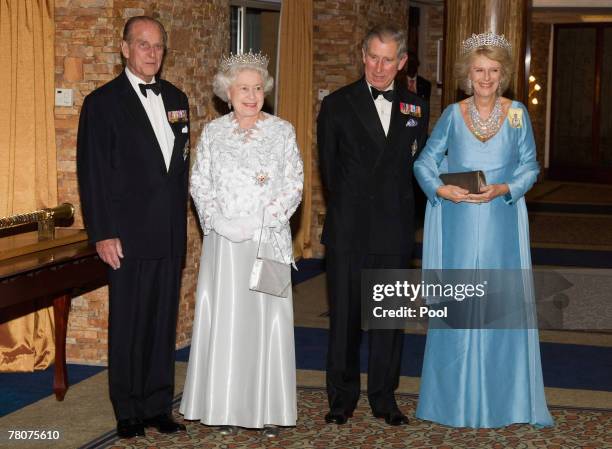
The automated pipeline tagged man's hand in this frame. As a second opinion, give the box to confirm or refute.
[95,238,124,270]
[467,184,510,203]
[436,184,470,203]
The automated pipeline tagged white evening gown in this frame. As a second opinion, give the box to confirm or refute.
[179,113,303,428]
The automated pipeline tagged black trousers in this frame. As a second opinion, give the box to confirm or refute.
[325,249,409,414]
[107,257,182,421]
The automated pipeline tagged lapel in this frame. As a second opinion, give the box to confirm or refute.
[159,81,182,174]
[346,78,387,154]
[376,84,420,170]
[387,86,407,156]
[375,89,404,167]
[118,71,168,175]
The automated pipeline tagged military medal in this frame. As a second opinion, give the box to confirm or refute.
[167,109,188,123]
[400,102,421,117]
[411,139,418,156]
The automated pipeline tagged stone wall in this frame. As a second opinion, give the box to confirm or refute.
[55,0,412,362]
[55,0,229,364]
[310,0,409,258]
[528,21,551,171]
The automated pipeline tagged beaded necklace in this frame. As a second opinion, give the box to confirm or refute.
[467,96,503,142]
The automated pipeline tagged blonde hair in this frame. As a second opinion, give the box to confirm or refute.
[455,46,513,95]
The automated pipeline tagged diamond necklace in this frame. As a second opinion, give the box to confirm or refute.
[467,96,502,141]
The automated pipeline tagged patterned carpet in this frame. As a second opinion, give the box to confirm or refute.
[90,387,612,449]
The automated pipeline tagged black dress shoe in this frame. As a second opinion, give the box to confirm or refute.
[144,414,186,433]
[373,410,409,426]
[324,410,352,425]
[116,418,145,438]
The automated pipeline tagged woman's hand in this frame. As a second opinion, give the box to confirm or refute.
[436,185,470,203]
[467,184,509,203]
[214,216,259,242]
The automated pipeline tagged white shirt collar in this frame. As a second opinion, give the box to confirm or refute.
[125,67,157,96]
[366,80,394,99]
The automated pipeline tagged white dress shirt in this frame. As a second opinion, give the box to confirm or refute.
[367,80,394,136]
[125,67,175,171]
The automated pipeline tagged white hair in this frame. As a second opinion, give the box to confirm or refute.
[212,65,274,102]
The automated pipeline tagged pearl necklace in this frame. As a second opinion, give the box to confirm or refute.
[467,96,502,141]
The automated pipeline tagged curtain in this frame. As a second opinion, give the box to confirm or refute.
[0,0,57,372]
[276,0,313,259]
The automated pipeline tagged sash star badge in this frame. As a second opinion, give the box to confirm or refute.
[406,118,418,127]
[411,139,418,156]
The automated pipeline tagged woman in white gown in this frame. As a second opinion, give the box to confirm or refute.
[179,51,303,438]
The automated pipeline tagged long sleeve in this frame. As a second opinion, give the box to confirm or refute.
[413,105,454,206]
[264,125,304,229]
[316,96,337,193]
[190,124,218,234]
[504,103,539,204]
[76,94,118,243]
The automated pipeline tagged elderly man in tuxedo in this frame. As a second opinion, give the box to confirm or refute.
[317,24,429,427]
[77,16,189,438]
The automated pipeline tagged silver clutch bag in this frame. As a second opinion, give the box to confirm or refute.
[249,218,291,298]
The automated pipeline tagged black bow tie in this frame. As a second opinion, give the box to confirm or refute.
[139,82,161,97]
[371,86,394,102]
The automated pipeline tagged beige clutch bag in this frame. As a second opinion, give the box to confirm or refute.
[439,170,487,194]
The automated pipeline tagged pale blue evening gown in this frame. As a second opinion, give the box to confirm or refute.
[413,101,554,428]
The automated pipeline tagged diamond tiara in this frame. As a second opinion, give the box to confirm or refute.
[219,50,269,72]
[460,32,512,55]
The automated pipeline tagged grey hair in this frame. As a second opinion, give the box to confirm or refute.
[212,65,274,102]
[123,16,168,47]
[362,24,407,58]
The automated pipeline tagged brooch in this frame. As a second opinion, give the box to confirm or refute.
[508,108,523,128]
[254,170,270,186]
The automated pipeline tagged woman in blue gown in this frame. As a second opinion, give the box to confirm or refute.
[413,32,554,428]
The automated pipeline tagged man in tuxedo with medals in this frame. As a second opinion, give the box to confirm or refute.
[317,24,429,426]
[77,16,189,438]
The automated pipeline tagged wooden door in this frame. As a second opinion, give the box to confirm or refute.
[549,23,612,183]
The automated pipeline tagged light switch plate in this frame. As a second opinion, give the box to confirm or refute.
[55,88,73,107]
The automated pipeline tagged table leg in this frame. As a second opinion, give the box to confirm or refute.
[53,294,70,401]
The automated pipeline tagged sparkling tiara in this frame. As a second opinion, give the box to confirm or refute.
[460,31,512,55]
[219,50,269,72]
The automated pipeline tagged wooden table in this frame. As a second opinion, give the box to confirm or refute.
[0,230,107,400]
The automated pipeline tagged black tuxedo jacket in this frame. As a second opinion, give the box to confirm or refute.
[317,78,429,255]
[77,71,190,259]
